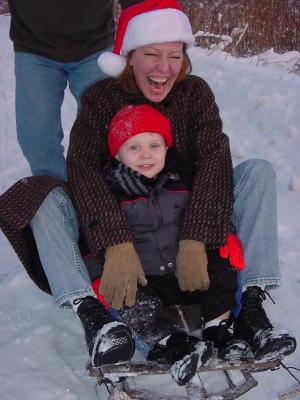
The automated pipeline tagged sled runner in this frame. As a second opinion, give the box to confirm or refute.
[87,358,281,400]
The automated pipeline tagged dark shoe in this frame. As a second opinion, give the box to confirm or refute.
[153,332,212,386]
[234,287,297,360]
[203,320,253,363]
[75,296,135,366]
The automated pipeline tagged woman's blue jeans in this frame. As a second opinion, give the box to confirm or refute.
[29,159,281,306]
[15,50,110,181]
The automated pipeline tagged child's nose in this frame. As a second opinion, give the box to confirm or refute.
[140,148,151,158]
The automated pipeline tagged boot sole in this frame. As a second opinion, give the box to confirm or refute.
[219,340,254,363]
[92,322,135,367]
[170,352,199,386]
[255,336,297,361]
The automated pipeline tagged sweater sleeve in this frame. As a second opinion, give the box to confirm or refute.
[179,78,233,247]
[66,83,132,253]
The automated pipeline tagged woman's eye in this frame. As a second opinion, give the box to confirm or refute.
[145,53,157,57]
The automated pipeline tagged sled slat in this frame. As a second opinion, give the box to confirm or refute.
[87,359,281,378]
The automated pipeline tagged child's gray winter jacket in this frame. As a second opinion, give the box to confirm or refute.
[102,149,191,276]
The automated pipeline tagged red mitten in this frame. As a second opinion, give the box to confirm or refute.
[219,233,246,270]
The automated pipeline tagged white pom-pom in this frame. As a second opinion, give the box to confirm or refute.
[97,52,126,78]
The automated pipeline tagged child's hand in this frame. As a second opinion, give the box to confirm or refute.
[175,240,210,291]
[99,242,147,309]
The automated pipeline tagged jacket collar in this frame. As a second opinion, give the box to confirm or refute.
[104,147,184,197]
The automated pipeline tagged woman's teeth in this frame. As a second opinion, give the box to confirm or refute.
[148,77,167,87]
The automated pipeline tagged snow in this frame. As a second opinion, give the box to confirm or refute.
[0,14,300,399]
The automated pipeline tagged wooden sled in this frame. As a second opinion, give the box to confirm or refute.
[87,305,282,399]
[87,359,281,399]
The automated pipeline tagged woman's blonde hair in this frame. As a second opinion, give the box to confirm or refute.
[115,44,192,93]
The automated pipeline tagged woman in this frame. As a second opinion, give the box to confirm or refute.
[0,0,295,382]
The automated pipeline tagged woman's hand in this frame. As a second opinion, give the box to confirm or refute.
[99,242,147,309]
[175,240,210,291]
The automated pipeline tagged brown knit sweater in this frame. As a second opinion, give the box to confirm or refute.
[0,74,233,293]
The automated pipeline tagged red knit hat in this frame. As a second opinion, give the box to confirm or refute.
[98,0,195,77]
[108,104,173,157]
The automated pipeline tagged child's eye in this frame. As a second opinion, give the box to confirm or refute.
[130,145,140,151]
[150,143,160,149]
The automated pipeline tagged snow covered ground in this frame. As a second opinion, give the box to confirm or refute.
[1,14,300,399]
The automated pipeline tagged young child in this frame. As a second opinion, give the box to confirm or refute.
[89,104,251,386]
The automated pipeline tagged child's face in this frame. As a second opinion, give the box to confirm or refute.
[116,132,167,179]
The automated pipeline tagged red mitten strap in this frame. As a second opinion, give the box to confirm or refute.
[91,278,110,309]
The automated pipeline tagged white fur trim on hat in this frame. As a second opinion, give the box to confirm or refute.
[98,6,194,77]
[97,52,126,78]
[122,8,195,55]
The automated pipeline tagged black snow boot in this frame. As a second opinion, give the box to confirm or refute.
[202,320,253,363]
[233,287,297,361]
[75,296,135,367]
[165,332,212,386]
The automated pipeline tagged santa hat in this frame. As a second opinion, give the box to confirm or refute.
[98,0,195,77]
[108,104,172,157]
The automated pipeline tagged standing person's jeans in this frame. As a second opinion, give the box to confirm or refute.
[15,50,110,181]
[29,159,281,307]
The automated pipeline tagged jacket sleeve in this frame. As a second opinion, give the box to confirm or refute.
[179,78,233,247]
[66,84,132,253]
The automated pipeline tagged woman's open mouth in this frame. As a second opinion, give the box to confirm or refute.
[148,76,168,90]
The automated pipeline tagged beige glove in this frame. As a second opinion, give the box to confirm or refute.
[175,240,210,291]
[99,242,147,309]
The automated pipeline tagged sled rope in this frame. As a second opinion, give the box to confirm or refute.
[96,367,115,395]
[112,390,137,400]
[278,360,300,400]
[278,388,300,400]
[94,367,139,399]
[280,360,300,385]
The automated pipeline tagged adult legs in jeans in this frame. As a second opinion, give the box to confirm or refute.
[29,187,135,366]
[232,159,280,291]
[15,50,109,181]
[232,160,296,359]
[29,187,95,306]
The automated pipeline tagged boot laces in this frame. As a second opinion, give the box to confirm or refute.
[242,287,274,330]
[74,296,110,329]
[255,287,275,304]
